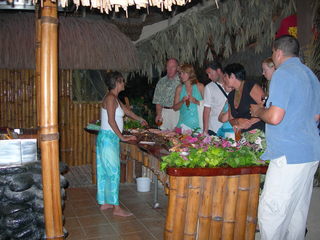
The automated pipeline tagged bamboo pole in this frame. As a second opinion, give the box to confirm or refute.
[172,176,188,240]
[209,175,227,240]
[36,5,41,129]
[245,174,261,240]
[143,153,149,166]
[184,177,201,240]
[164,175,178,239]
[39,1,63,239]
[221,176,239,240]
[197,177,214,240]
[234,174,250,240]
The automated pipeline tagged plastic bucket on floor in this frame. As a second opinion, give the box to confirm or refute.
[136,177,151,192]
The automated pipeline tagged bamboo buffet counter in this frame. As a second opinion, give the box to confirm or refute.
[85,128,268,240]
[165,166,267,240]
[120,141,268,240]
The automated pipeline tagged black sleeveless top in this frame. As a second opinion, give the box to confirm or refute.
[228,81,265,132]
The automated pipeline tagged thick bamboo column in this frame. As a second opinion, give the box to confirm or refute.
[39,1,64,239]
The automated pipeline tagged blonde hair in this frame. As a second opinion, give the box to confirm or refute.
[180,64,198,85]
[262,57,275,68]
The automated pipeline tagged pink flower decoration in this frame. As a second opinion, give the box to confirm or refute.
[202,136,212,144]
[175,128,182,134]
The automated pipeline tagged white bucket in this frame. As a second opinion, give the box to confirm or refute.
[136,177,151,192]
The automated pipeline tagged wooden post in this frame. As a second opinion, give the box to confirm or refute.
[35,5,41,130]
[40,1,64,239]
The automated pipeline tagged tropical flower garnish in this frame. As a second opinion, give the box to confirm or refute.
[160,131,267,170]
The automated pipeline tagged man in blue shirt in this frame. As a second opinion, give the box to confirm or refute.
[250,35,320,240]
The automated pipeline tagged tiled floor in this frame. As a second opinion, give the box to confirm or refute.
[64,183,167,240]
[64,183,320,240]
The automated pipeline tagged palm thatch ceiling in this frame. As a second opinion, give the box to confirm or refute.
[136,0,297,78]
[0,13,139,71]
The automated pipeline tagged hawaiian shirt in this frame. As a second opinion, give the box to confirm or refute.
[152,74,180,107]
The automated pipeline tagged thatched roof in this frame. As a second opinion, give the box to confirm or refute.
[0,13,139,71]
[135,0,296,79]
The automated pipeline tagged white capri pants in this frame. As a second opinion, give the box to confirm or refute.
[258,155,319,240]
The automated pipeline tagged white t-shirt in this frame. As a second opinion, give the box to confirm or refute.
[203,82,227,133]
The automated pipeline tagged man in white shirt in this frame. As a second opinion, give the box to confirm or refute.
[203,62,228,135]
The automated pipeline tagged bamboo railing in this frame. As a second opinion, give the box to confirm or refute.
[0,69,37,128]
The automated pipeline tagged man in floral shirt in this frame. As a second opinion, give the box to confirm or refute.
[250,35,320,240]
[153,58,180,130]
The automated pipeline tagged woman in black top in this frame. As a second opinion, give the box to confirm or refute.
[224,63,265,133]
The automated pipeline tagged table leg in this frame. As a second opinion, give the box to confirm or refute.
[153,174,160,208]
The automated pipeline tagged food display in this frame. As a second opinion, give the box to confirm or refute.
[124,126,267,171]
[87,118,267,172]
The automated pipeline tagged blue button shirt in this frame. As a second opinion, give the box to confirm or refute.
[261,57,320,164]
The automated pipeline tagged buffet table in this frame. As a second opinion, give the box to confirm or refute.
[85,127,268,239]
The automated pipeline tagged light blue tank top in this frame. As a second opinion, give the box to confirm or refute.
[176,84,203,130]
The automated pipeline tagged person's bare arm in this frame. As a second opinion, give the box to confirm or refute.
[218,110,229,123]
[250,104,285,125]
[202,106,211,134]
[173,85,187,111]
[120,101,147,126]
[155,104,163,123]
[198,83,205,98]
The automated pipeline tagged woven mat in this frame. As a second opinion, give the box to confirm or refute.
[64,164,95,188]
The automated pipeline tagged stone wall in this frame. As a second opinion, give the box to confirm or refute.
[0,161,68,240]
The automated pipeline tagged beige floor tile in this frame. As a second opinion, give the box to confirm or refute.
[124,202,151,212]
[133,209,163,219]
[78,215,109,227]
[104,211,136,223]
[66,227,86,240]
[65,217,81,230]
[120,230,156,240]
[66,192,93,201]
[64,205,76,218]
[75,206,102,217]
[112,220,146,234]
[83,224,119,238]
[69,198,98,209]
